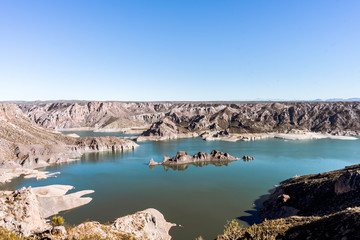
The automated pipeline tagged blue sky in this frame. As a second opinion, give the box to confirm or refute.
[0,0,359,101]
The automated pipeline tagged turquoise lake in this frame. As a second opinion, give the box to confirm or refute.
[2,132,360,240]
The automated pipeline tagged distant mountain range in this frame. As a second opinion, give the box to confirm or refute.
[313,98,360,102]
[2,98,360,103]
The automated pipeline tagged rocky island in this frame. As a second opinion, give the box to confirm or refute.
[149,150,240,166]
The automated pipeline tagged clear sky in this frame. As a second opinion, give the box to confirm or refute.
[0,0,359,101]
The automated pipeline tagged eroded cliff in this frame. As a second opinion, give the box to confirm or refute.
[18,101,360,138]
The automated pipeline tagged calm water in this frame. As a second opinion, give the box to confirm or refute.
[2,132,360,240]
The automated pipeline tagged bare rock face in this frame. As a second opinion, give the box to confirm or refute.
[142,118,181,138]
[19,101,145,130]
[260,164,360,220]
[137,117,199,142]
[68,208,175,240]
[150,150,239,166]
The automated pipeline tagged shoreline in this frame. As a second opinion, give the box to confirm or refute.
[58,126,148,134]
[56,128,359,142]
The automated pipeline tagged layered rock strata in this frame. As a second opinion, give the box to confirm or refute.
[18,101,360,141]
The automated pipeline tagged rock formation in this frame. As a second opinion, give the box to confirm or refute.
[136,118,198,142]
[149,150,239,166]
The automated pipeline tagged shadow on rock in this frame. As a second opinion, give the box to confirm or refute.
[237,193,271,225]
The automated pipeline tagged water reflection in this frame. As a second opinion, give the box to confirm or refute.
[150,159,254,171]
[0,175,27,191]
[81,152,119,163]
[80,149,137,163]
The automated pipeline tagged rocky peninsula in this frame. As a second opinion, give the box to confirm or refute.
[0,103,138,183]
[218,164,360,239]
[149,150,240,166]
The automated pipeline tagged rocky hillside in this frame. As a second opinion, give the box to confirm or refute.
[218,207,360,240]
[260,164,360,219]
[18,101,360,136]
[0,103,138,182]
[218,164,360,239]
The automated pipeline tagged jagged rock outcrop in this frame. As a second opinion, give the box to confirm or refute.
[260,164,360,219]
[0,103,138,183]
[142,118,185,138]
[137,118,198,142]
[149,150,239,166]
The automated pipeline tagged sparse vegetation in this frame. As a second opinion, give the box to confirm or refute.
[0,227,30,240]
[217,217,315,240]
[51,216,64,226]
